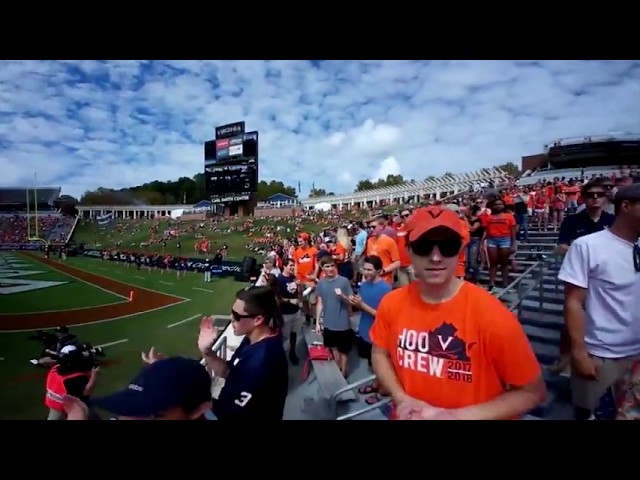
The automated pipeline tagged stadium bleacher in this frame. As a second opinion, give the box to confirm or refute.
[0,187,77,246]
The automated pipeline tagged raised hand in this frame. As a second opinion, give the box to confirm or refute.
[141,346,166,365]
[198,316,219,353]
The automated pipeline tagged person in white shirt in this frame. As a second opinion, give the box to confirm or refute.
[558,183,640,420]
[254,257,281,287]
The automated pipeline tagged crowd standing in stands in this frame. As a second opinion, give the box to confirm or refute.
[39,169,640,421]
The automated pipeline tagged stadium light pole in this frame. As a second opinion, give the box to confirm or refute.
[34,172,39,239]
[26,185,31,238]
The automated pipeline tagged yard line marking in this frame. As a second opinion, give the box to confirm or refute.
[26,255,190,301]
[1,298,190,333]
[134,275,145,280]
[166,313,202,329]
[21,256,129,301]
[159,281,173,285]
[193,287,214,293]
[98,268,106,271]
[96,338,129,348]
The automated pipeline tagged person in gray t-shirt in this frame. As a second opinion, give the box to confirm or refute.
[315,256,354,375]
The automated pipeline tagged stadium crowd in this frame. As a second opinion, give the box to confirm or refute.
[0,214,72,244]
[41,175,640,421]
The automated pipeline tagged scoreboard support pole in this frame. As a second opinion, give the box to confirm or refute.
[222,200,255,218]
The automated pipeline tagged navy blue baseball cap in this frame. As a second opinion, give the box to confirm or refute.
[89,357,212,417]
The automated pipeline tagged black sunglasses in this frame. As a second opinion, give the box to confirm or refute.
[409,238,463,258]
[634,244,640,273]
[585,192,606,199]
[231,309,255,322]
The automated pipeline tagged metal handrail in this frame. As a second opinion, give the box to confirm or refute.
[337,397,392,421]
[330,374,392,421]
[331,374,377,402]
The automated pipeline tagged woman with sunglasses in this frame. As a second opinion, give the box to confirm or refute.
[369,206,546,420]
[199,286,289,420]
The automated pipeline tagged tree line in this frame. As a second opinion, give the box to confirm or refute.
[70,161,520,206]
[74,174,298,206]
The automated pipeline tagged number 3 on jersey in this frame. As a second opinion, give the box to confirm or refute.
[235,392,252,407]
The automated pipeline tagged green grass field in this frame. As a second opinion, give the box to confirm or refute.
[0,254,245,420]
[0,253,124,313]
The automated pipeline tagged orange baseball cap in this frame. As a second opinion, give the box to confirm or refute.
[405,206,465,242]
[298,233,310,241]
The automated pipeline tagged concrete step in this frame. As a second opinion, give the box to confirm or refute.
[531,341,560,366]
[519,310,563,331]
[523,324,560,346]
[520,298,563,315]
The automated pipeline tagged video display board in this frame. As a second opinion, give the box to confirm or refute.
[204,127,258,203]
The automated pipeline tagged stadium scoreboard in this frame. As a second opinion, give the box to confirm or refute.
[204,121,258,203]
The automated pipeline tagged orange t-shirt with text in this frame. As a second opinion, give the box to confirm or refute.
[482,213,516,238]
[369,282,541,418]
[366,234,400,284]
[293,246,318,282]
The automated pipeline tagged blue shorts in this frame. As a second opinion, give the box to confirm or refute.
[487,237,511,249]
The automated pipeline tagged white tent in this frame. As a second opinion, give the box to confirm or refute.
[314,202,332,212]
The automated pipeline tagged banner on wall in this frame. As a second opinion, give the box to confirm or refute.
[78,248,245,276]
[0,243,41,251]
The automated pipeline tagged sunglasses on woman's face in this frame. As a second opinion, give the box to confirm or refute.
[409,237,462,258]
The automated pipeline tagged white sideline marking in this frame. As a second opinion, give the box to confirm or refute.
[159,281,173,285]
[166,313,202,329]
[30,255,190,301]
[96,338,129,348]
[23,254,129,301]
[1,298,190,333]
[134,276,145,280]
[193,287,214,293]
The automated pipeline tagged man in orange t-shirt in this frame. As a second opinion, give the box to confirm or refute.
[369,206,546,420]
[394,209,414,286]
[365,218,400,285]
[293,233,318,322]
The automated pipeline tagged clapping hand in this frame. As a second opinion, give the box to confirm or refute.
[198,316,219,354]
[141,346,165,365]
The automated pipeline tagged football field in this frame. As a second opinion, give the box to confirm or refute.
[0,252,243,420]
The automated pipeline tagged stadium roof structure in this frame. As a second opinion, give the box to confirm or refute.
[0,187,61,205]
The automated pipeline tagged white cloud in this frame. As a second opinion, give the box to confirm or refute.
[0,60,638,198]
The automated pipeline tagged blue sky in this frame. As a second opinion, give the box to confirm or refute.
[0,60,638,199]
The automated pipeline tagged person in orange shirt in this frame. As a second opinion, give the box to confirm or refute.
[480,199,517,292]
[454,212,470,280]
[394,209,414,286]
[365,218,400,285]
[293,233,318,323]
[369,206,546,420]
